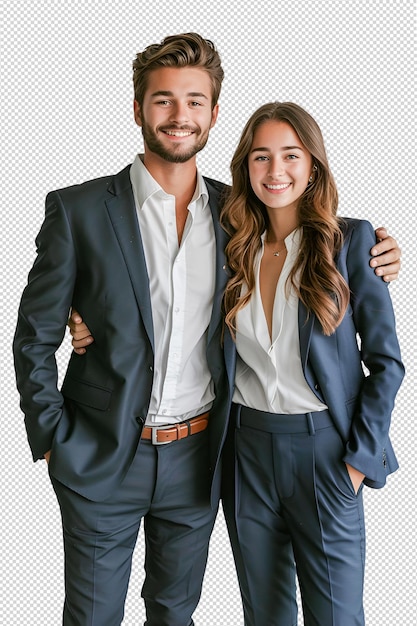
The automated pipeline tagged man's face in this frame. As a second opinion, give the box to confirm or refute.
[134,67,219,163]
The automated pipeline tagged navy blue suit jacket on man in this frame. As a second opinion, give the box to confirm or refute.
[13,165,235,503]
[224,218,404,490]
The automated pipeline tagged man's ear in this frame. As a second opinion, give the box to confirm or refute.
[210,103,219,129]
[134,100,142,127]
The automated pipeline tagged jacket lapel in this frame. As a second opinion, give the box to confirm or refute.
[298,300,314,375]
[104,172,228,356]
[105,165,154,350]
[204,179,230,346]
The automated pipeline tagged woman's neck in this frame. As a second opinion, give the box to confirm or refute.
[265,211,298,243]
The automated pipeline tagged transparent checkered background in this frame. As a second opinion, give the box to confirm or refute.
[1,1,415,624]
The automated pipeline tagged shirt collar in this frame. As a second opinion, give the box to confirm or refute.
[130,153,209,212]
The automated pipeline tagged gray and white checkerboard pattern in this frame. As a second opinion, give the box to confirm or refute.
[1,1,415,624]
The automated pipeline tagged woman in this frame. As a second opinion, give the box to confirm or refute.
[220,102,404,625]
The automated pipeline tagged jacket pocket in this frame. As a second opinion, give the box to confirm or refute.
[61,375,112,411]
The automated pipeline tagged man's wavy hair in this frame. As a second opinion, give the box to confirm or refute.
[221,101,350,337]
[133,33,224,108]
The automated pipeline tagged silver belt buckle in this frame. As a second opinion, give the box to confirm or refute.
[151,423,175,445]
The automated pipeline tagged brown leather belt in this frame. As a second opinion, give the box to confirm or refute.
[141,412,209,445]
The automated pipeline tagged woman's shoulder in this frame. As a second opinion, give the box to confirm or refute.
[338,217,376,250]
[338,216,374,235]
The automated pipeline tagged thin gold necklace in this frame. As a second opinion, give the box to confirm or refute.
[265,238,286,257]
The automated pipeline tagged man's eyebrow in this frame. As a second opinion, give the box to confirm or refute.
[150,90,209,99]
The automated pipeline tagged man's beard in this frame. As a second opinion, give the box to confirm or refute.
[141,119,210,163]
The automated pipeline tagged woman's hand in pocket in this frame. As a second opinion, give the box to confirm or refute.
[345,463,365,494]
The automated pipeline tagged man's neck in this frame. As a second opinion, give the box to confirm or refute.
[142,151,199,245]
[143,151,198,203]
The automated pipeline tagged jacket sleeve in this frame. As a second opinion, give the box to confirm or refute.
[341,219,405,484]
[13,191,77,460]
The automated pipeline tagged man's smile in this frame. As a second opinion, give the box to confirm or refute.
[162,129,195,137]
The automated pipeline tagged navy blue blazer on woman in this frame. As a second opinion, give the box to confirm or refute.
[13,165,235,503]
[299,218,404,488]
[225,218,404,489]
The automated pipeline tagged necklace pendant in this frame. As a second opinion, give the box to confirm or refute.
[273,251,280,257]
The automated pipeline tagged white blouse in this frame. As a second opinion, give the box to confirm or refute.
[233,228,328,414]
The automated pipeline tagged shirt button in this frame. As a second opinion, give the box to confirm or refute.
[175,307,180,313]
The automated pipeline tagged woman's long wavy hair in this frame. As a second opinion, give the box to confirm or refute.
[221,102,350,337]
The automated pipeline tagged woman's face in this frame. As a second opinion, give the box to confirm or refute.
[248,120,313,215]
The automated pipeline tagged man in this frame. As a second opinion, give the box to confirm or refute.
[14,33,400,626]
[14,33,233,626]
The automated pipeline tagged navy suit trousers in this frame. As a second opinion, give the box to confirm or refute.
[222,405,366,626]
[50,429,218,626]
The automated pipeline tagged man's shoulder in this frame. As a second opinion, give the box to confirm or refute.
[203,176,230,194]
[51,165,132,202]
[203,177,231,207]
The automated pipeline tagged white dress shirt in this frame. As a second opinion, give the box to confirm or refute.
[130,154,216,424]
[233,228,328,414]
